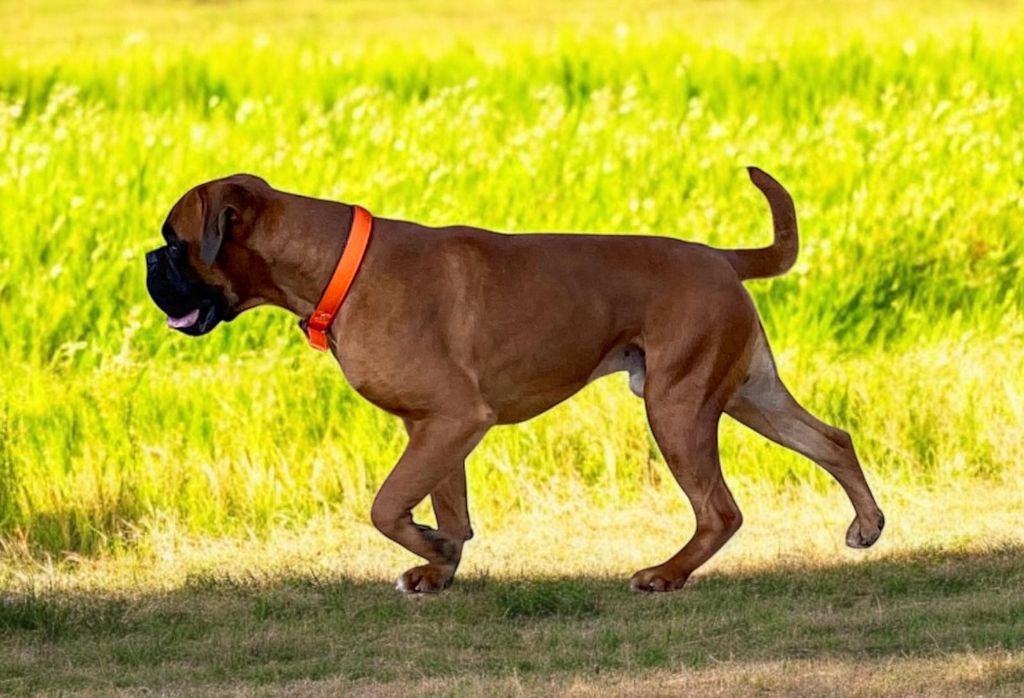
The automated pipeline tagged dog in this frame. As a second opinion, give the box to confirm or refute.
[145,168,884,593]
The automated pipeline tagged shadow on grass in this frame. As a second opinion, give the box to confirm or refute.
[1,545,1022,691]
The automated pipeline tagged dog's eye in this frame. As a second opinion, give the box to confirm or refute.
[169,241,187,260]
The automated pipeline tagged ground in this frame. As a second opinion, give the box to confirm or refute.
[3,481,1023,694]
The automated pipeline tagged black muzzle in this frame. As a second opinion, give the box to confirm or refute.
[145,241,229,336]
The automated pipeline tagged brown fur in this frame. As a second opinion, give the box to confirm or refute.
[161,168,884,593]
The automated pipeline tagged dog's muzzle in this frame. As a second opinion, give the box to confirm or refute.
[145,242,232,336]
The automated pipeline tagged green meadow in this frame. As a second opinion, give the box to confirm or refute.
[1,0,1023,693]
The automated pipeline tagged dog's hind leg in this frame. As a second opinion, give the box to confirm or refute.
[373,412,493,593]
[725,332,885,548]
[631,401,740,592]
[630,326,750,592]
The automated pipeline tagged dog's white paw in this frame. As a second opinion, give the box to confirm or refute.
[395,564,454,594]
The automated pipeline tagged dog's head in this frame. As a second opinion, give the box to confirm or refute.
[146,174,273,336]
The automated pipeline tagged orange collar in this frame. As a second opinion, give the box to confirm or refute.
[304,205,374,351]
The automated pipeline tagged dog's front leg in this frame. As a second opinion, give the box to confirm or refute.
[404,419,474,551]
[372,414,490,593]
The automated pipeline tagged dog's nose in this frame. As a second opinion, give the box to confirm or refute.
[146,248,162,271]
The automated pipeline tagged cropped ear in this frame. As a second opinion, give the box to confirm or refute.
[199,176,266,265]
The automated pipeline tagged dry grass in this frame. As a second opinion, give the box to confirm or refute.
[210,652,1024,698]
[36,652,1024,697]
[2,478,1023,694]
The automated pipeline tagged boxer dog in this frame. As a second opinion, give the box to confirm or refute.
[145,168,884,593]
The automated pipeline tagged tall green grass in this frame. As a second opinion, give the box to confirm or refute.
[0,1,1022,552]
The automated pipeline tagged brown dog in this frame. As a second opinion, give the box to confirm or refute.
[145,168,884,593]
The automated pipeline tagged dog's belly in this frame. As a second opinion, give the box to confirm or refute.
[476,342,646,423]
[339,342,645,425]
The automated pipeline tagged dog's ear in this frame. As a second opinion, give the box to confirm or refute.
[200,205,232,266]
[199,175,266,266]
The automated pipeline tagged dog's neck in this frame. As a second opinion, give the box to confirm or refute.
[253,193,356,318]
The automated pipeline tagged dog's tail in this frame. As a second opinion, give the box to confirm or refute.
[720,167,799,280]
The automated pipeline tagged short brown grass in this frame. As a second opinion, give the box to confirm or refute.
[2,479,1023,695]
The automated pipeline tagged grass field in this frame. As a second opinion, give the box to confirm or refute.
[1,0,1023,693]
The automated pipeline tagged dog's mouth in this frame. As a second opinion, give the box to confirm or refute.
[163,301,229,336]
[167,308,200,329]
[146,245,232,337]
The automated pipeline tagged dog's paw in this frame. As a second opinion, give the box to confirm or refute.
[629,566,690,593]
[396,564,455,594]
[846,510,885,549]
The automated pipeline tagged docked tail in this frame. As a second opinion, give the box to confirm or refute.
[721,167,799,280]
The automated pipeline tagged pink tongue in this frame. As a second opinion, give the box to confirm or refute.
[167,309,200,329]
